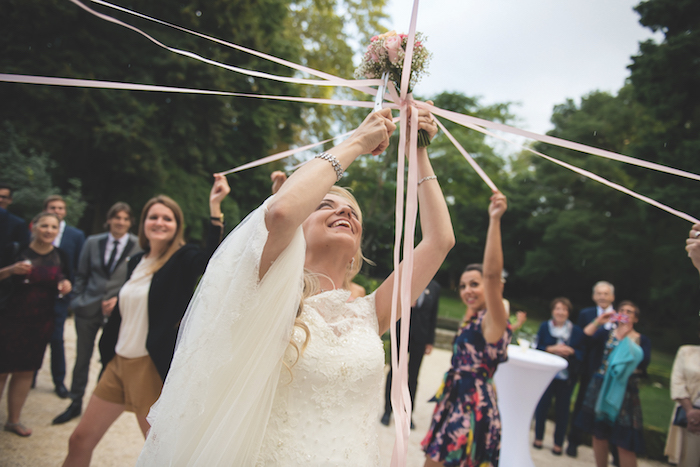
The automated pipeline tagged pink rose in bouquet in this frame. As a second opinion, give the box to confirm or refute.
[384,35,402,64]
[356,30,433,146]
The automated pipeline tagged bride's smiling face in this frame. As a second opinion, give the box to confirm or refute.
[302,193,362,256]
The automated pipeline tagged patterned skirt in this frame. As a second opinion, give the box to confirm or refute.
[576,374,645,454]
[421,369,502,467]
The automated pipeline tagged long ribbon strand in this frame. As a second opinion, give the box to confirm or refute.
[68,0,384,89]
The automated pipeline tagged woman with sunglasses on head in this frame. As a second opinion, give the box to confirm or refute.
[576,301,651,467]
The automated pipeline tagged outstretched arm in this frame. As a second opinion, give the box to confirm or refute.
[481,191,509,344]
[375,105,455,334]
[686,223,700,275]
[260,109,396,279]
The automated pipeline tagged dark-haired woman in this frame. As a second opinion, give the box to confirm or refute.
[576,300,651,467]
[0,212,72,437]
[532,297,584,455]
[62,174,229,467]
[422,192,512,467]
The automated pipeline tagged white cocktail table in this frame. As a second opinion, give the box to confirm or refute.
[494,345,567,467]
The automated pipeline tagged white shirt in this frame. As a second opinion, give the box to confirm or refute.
[104,233,129,270]
[53,220,66,247]
[115,256,155,359]
[597,305,614,330]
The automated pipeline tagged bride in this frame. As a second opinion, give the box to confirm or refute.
[136,107,454,466]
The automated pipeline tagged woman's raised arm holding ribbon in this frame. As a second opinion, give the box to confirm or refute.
[374,103,455,333]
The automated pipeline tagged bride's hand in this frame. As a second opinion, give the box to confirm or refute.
[348,109,396,156]
[408,101,438,141]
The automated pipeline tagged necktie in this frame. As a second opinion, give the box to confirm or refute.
[106,239,119,274]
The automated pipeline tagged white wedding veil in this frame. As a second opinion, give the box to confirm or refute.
[137,198,305,466]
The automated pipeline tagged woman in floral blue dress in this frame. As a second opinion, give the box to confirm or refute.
[422,192,512,467]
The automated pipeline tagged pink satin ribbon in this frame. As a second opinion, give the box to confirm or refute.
[3,1,699,465]
[445,119,700,224]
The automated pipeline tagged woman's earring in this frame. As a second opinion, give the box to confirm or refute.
[349,258,355,270]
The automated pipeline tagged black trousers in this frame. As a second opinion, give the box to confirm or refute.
[535,377,575,447]
[383,341,426,415]
[567,372,591,447]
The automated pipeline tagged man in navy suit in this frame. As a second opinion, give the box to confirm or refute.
[566,280,615,457]
[0,183,30,263]
[44,195,85,398]
[381,279,440,429]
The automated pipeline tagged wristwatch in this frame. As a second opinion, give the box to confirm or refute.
[210,213,224,223]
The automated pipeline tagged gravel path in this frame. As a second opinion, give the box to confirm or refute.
[1,317,667,466]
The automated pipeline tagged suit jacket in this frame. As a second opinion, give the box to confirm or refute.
[576,306,598,328]
[99,223,223,381]
[576,306,600,377]
[395,279,440,347]
[0,208,29,268]
[58,224,85,282]
[54,224,85,310]
[536,320,585,380]
[71,232,141,319]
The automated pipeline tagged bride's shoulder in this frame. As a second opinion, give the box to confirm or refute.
[348,290,376,310]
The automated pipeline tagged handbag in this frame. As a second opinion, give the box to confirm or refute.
[673,404,700,428]
[673,406,688,428]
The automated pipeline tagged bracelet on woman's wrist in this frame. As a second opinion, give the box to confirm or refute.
[315,152,344,181]
[418,175,437,186]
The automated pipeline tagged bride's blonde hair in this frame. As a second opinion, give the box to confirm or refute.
[284,186,369,376]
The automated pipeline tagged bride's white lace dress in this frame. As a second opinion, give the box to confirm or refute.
[136,199,385,466]
[257,290,384,465]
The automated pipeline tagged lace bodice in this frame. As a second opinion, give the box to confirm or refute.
[257,289,385,466]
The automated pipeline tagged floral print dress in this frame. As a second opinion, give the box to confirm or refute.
[421,309,511,467]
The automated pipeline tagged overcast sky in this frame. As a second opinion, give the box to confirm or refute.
[385,0,662,136]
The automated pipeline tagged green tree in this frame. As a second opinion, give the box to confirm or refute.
[342,91,513,287]
[626,0,700,348]
[0,123,86,225]
[504,88,664,316]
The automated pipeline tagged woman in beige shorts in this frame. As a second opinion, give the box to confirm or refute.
[61,174,230,467]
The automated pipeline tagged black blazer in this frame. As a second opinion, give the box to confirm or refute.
[576,306,598,328]
[394,280,440,347]
[99,223,223,381]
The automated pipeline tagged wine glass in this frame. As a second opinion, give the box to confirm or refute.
[21,259,32,284]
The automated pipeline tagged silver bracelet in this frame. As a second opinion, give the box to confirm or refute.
[418,175,437,186]
[315,152,344,182]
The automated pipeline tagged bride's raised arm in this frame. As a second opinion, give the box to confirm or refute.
[260,109,396,279]
[375,106,455,334]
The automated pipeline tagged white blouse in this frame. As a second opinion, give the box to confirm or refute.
[115,256,155,358]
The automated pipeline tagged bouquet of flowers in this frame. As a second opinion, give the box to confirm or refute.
[355,31,432,147]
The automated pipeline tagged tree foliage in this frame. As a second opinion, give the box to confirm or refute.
[343,91,514,287]
[0,0,385,237]
[0,123,86,225]
[503,0,700,350]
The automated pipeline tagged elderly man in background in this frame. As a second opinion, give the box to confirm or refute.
[44,195,85,398]
[52,202,141,424]
[566,280,616,457]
